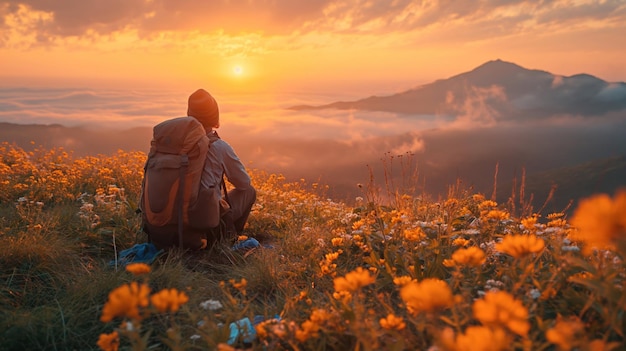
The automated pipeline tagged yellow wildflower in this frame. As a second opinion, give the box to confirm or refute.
[588,340,612,351]
[447,246,486,267]
[295,320,320,342]
[495,234,545,258]
[150,288,189,313]
[325,251,340,261]
[333,267,375,293]
[379,314,406,331]
[100,282,150,322]
[521,216,539,231]
[352,219,365,231]
[403,227,425,242]
[453,326,510,351]
[548,212,565,220]
[331,237,345,246]
[443,259,455,268]
[570,190,626,251]
[125,263,151,276]
[309,308,333,324]
[217,343,236,351]
[230,278,248,293]
[485,210,510,221]
[400,278,453,315]
[333,290,352,303]
[479,200,497,209]
[545,316,585,351]
[393,276,414,286]
[259,319,289,339]
[548,218,567,227]
[452,238,470,247]
[473,194,486,202]
[97,331,119,351]
[473,291,530,337]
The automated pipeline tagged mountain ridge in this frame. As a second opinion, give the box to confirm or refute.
[289,59,626,119]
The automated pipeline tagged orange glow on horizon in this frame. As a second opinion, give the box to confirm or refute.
[0,1,624,92]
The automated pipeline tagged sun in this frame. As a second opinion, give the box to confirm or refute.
[233,65,243,76]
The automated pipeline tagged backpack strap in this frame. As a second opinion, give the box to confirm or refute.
[177,154,189,248]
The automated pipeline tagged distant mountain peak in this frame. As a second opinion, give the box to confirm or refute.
[288,60,626,118]
[463,59,544,78]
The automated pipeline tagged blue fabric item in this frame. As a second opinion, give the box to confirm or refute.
[109,243,163,267]
[227,317,256,345]
[231,238,260,251]
[226,315,282,345]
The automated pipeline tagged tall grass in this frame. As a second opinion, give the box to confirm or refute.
[0,141,624,351]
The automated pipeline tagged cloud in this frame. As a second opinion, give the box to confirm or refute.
[596,83,626,102]
[2,0,625,49]
[536,0,626,24]
[0,87,187,128]
[445,85,507,128]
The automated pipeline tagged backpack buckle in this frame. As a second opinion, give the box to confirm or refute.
[180,154,189,166]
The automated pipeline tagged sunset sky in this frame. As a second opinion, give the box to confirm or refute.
[1,0,626,95]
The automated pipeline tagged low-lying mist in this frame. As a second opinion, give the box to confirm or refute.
[2,87,626,211]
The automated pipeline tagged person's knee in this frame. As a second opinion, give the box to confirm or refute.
[248,186,257,203]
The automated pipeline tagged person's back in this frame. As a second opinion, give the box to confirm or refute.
[140,116,221,250]
[139,89,256,251]
[187,89,257,239]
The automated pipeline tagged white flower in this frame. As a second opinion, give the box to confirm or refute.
[529,289,541,300]
[199,299,223,311]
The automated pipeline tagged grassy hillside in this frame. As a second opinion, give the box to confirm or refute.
[496,155,626,215]
[0,142,625,350]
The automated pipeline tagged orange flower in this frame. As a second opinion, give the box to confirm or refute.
[521,216,539,232]
[333,267,375,293]
[570,190,626,251]
[393,276,414,287]
[473,291,529,337]
[217,343,236,351]
[403,227,425,242]
[485,210,510,221]
[452,238,470,247]
[453,326,510,351]
[150,288,189,313]
[295,320,321,342]
[495,234,545,258]
[309,308,333,324]
[97,331,119,351]
[100,282,150,322]
[380,314,406,330]
[447,246,486,267]
[546,316,585,351]
[331,237,345,246]
[125,263,151,276]
[229,278,248,294]
[400,278,453,315]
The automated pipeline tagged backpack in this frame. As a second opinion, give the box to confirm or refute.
[139,116,222,250]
